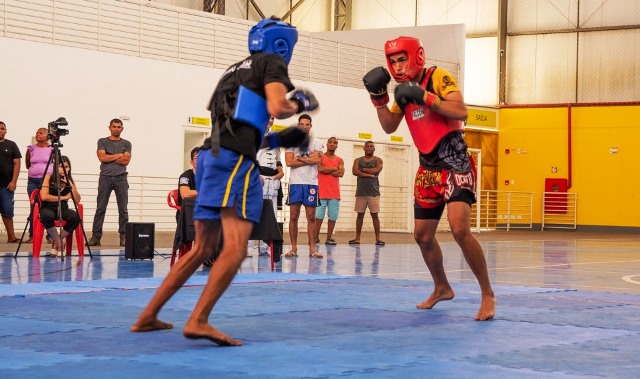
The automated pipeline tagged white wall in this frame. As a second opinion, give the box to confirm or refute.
[0,38,217,177]
[0,37,418,178]
[151,0,203,10]
[465,37,499,105]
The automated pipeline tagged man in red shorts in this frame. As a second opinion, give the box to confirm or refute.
[362,36,495,320]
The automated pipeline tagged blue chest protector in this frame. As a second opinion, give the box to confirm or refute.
[233,85,270,138]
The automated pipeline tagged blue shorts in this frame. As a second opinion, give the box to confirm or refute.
[0,188,15,218]
[316,199,340,221]
[194,147,262,223]
[287,184,318,207]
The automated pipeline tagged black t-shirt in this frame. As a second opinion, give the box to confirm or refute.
[42,177,72,210]
[209,52,294,160]
[0,139,22,187]
[177,169,196,207]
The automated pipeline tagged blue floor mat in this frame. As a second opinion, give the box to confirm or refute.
[0,274,638,378]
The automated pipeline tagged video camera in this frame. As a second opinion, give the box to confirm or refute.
[48,117,69,143]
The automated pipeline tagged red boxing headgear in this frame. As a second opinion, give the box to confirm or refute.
[384,36,425,83]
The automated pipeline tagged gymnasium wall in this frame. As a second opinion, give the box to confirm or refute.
[498,106,640,229]
[0,36,408,178]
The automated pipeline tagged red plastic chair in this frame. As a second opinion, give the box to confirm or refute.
[31,189,85,258]
[168,189,192,266]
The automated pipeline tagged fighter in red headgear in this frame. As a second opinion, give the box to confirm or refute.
[384,36,425,83]
[362,36,496,322]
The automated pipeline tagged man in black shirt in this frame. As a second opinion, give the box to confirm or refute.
[132,17,318,346]
[177,147,199,210]
[172,147,199,258]
[0,121,21,243]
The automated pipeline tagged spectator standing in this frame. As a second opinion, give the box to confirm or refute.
[178,147,199,209]
[284,114,324,259]
[251,116,284,256]
[350,141,384,246]
[0,121,21,243]
[87,118,132,247]
[25,127,53,243]
[172,147,199,255]
[315,137,344,245]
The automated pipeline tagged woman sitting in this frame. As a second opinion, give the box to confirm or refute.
[39,156,82,257]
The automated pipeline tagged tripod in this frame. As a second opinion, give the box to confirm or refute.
[15,140,93,260]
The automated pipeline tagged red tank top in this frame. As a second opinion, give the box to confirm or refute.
[318,154,341,200]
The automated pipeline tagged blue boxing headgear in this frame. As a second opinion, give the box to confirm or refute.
[248,18,298,64]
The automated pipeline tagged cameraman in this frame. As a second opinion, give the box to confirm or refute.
[87,118,132,247]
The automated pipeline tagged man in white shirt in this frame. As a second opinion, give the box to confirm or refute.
[284,114,324,258]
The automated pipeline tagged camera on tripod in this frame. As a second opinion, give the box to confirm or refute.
[48,117,69,143]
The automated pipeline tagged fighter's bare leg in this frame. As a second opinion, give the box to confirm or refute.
[414,219,455,309]
[448,201,495,321]
[131,219,220,332]
[182,206,253,346]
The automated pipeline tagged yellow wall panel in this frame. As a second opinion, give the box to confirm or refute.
[498,105,640,228]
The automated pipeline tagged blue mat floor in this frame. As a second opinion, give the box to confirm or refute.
[1,238,639,378]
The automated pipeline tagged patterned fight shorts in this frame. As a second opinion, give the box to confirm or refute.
[414,156,478,215]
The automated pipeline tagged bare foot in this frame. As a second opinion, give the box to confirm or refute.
[183,323,242,346]
[130,317,174,332]
[475,295,496,321]
[416,288,455,309]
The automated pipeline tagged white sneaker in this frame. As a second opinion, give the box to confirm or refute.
[49,247,60,257]
[258,241,271,255]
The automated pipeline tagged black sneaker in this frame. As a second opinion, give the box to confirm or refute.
[119,235,126,247]
[87,236,101,246]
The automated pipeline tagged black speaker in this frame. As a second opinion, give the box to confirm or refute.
[125,222,155,260]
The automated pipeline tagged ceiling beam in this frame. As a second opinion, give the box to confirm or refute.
[282,0,306,21]
[334,0,352,31]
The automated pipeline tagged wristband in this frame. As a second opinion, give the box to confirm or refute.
[424,92,441,110]
[430,96,441,110]
[370,93,389,108]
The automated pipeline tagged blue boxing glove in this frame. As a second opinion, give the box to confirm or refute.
[262,127,310,151]
[290,88,319,113]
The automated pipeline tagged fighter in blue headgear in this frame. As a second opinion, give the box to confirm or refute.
[132,16,317,347]
[248,17,298,64]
